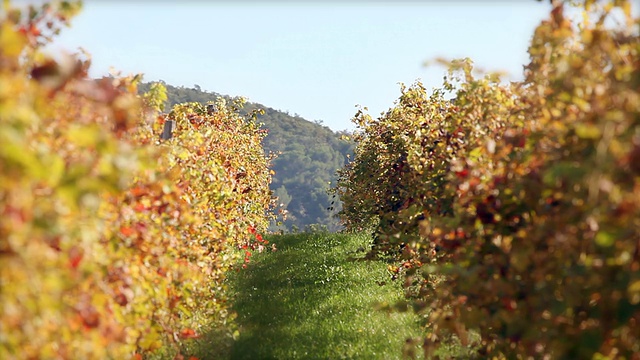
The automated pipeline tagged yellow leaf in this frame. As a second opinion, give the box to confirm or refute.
[67,125,101,147]
[47,154,65,186]
[0,23,26,57]
[575,124,601,139]
[629,280,640,305]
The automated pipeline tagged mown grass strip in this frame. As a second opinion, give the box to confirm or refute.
[224,232,423,360]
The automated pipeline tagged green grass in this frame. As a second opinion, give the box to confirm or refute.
[224,232,424,360]
[155,232,474,360]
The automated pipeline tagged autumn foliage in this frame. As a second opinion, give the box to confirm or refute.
[337,1,639,358]
[1,1,273,358]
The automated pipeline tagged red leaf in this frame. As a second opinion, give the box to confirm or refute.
[130,186,147,197]
[29,25,41,37]
[79,305,100,329]
[180,328,200,339]
[119,226,135,237]
[69,246,83,269]
[455,169,469,178]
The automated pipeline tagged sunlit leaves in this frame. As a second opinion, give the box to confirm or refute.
[0,2,273,359]
[336,0,640,358]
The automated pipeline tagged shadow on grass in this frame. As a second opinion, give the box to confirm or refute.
[228,233,349,359]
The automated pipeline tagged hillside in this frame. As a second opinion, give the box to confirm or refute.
[137,81,355,231]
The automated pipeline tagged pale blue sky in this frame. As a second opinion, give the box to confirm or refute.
[46,1,562,131]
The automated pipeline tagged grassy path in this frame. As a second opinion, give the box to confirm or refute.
[226,232,424,359]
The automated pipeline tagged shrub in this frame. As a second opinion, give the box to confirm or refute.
[0,2,273,358]
[336,1,640,358]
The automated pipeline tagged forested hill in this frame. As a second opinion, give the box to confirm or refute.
[137,81,355,231]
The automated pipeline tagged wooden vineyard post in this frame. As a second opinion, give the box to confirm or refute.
[161,119,175,140]
[207,104,216,115]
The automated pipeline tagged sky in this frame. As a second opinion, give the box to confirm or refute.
[43,1,564,132]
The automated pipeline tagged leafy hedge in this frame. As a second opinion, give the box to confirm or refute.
[1,2,273,358]
[336,1,639,358]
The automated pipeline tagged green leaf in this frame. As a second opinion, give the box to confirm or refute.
[543,162,586,186]
[595,231,615,247]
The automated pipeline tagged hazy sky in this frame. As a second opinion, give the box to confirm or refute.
[45,1,562,131]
